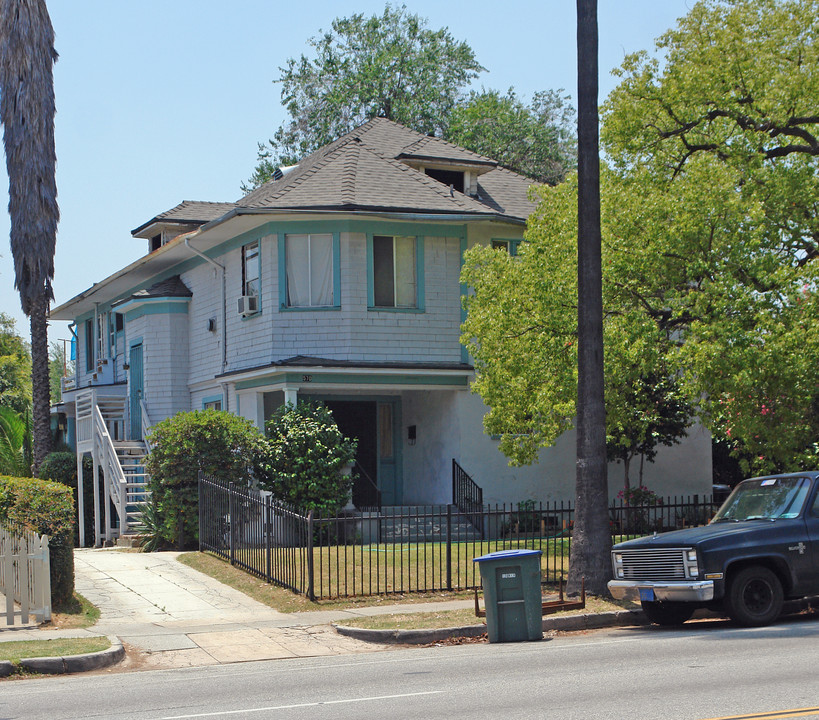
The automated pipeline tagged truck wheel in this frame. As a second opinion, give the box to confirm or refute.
[725,566,783,627]
[641,600,695,626]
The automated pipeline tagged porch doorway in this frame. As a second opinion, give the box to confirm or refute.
[324,399,401,508]
[128,343,143,441]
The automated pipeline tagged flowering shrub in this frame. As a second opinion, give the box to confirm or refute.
[617,485,662,507]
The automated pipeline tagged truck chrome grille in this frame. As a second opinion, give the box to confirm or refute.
[618,548,687,580]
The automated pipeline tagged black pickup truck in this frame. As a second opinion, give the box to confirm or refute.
[608,472,819,626]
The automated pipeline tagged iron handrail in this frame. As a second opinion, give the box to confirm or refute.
[452,459,484,538]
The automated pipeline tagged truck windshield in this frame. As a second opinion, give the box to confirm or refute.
[712,477,811,522]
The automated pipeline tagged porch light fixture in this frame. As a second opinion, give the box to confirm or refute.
[407,425,417,446]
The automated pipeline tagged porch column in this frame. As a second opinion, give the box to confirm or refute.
[77,453,85,548]
[236,390,265,431]
[284,387,298,407]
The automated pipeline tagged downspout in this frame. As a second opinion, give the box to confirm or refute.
[184,237,227,375]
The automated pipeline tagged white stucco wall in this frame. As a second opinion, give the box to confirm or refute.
[400,389,713,505]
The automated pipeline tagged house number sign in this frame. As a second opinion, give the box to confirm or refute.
[302,374,313,382]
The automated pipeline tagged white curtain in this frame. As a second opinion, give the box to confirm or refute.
[394,236,416,308]
[286,234,333,307]
[310,234,333,306]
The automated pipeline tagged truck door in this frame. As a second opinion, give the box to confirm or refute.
[803,487,819,593]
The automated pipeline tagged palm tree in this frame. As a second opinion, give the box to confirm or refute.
[0,0,59,473]
[570,0,611,596]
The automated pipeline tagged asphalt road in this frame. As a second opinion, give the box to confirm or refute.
[4,615,819,720]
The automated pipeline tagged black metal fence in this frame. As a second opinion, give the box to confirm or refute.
[199,475,720,600]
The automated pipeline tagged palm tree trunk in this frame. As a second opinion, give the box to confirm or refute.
[569,0,611,596]
[30,292,51,472]
[0,0,59,474]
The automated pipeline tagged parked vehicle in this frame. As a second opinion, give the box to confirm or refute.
[608,472,819,627]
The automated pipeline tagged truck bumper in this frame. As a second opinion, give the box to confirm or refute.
[608,579,714,603]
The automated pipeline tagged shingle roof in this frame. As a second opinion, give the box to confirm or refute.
[132,201,237,235]
[237,118,537,222]
[128,275,192,299]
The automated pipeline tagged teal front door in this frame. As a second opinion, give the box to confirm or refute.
[377,401,401,505]
[129,343,143,441]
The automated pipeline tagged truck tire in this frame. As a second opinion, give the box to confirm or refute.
[641,600,695,626]
[725,565,784,627]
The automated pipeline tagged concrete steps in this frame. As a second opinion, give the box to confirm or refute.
[378,505,482,543]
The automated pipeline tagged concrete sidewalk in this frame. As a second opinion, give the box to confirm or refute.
[0,549,477,670]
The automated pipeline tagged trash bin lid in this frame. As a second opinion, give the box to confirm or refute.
[473,548,543,562]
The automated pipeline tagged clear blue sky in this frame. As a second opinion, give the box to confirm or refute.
[0,0,695,346]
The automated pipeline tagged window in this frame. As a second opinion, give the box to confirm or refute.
[424,168,464,193]
[491,239,521,256]
[203,398,222,411]
[85,319,94,372]
[97,312,108,361]
[109,313,123,356]
[372,235,417,308]
[285,234,334,307]
[242,241,260,299]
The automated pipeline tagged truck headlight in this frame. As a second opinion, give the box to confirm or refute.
[685,549,699,578]
[612,552,624,579]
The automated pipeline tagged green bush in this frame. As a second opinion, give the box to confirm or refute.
[261,402,357,514]
[0,475,75,606]
[145,410,269,549]
[38,451,95,547]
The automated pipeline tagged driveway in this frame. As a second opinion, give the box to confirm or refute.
[73,548,386,668]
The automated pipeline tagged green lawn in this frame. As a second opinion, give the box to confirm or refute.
[219,535,576,599]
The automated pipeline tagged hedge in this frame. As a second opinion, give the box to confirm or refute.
[0,475,75,606]
[38,451,95,547]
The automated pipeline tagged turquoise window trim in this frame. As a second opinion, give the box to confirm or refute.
[241,239,262,316]
[491,237,523,256]
[366,233,426,311]
[66,221,469,324]
[278,231,341,310]
[128,336,143,351]
[202,394,223,410]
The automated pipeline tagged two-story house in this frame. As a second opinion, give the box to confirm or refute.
[51,118,712,546]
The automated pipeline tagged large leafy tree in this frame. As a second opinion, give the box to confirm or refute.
[446,88,576,185]
[246,4,484,190]
[246,5,577,190]
[0,312,31,416]
[603,0,819,475]
[0,0,59,473]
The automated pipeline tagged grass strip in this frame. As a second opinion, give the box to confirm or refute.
[0,637,110,664]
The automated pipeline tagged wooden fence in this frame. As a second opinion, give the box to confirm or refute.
[0,524,52,626]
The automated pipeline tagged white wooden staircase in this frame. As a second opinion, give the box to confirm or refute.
[75,389,151,546]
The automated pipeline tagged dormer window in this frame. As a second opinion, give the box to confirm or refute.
[424,168,464,194]
[150,234,162,252]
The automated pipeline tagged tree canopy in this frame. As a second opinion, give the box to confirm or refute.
[245,4,575,190]
[246,4,483,189]
[463,0,819,482]
[446,88,576,185]
[0,313,31,416]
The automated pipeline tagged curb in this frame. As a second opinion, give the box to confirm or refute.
[333,609,650,644]
[16,636,124,675]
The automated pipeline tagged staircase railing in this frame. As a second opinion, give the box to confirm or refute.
[92,404,128,543]
[452,459,484,538]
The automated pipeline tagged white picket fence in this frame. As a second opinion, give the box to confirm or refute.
[0,524,51,626]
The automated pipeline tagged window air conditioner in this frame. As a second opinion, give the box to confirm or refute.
[238,295,259,316]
